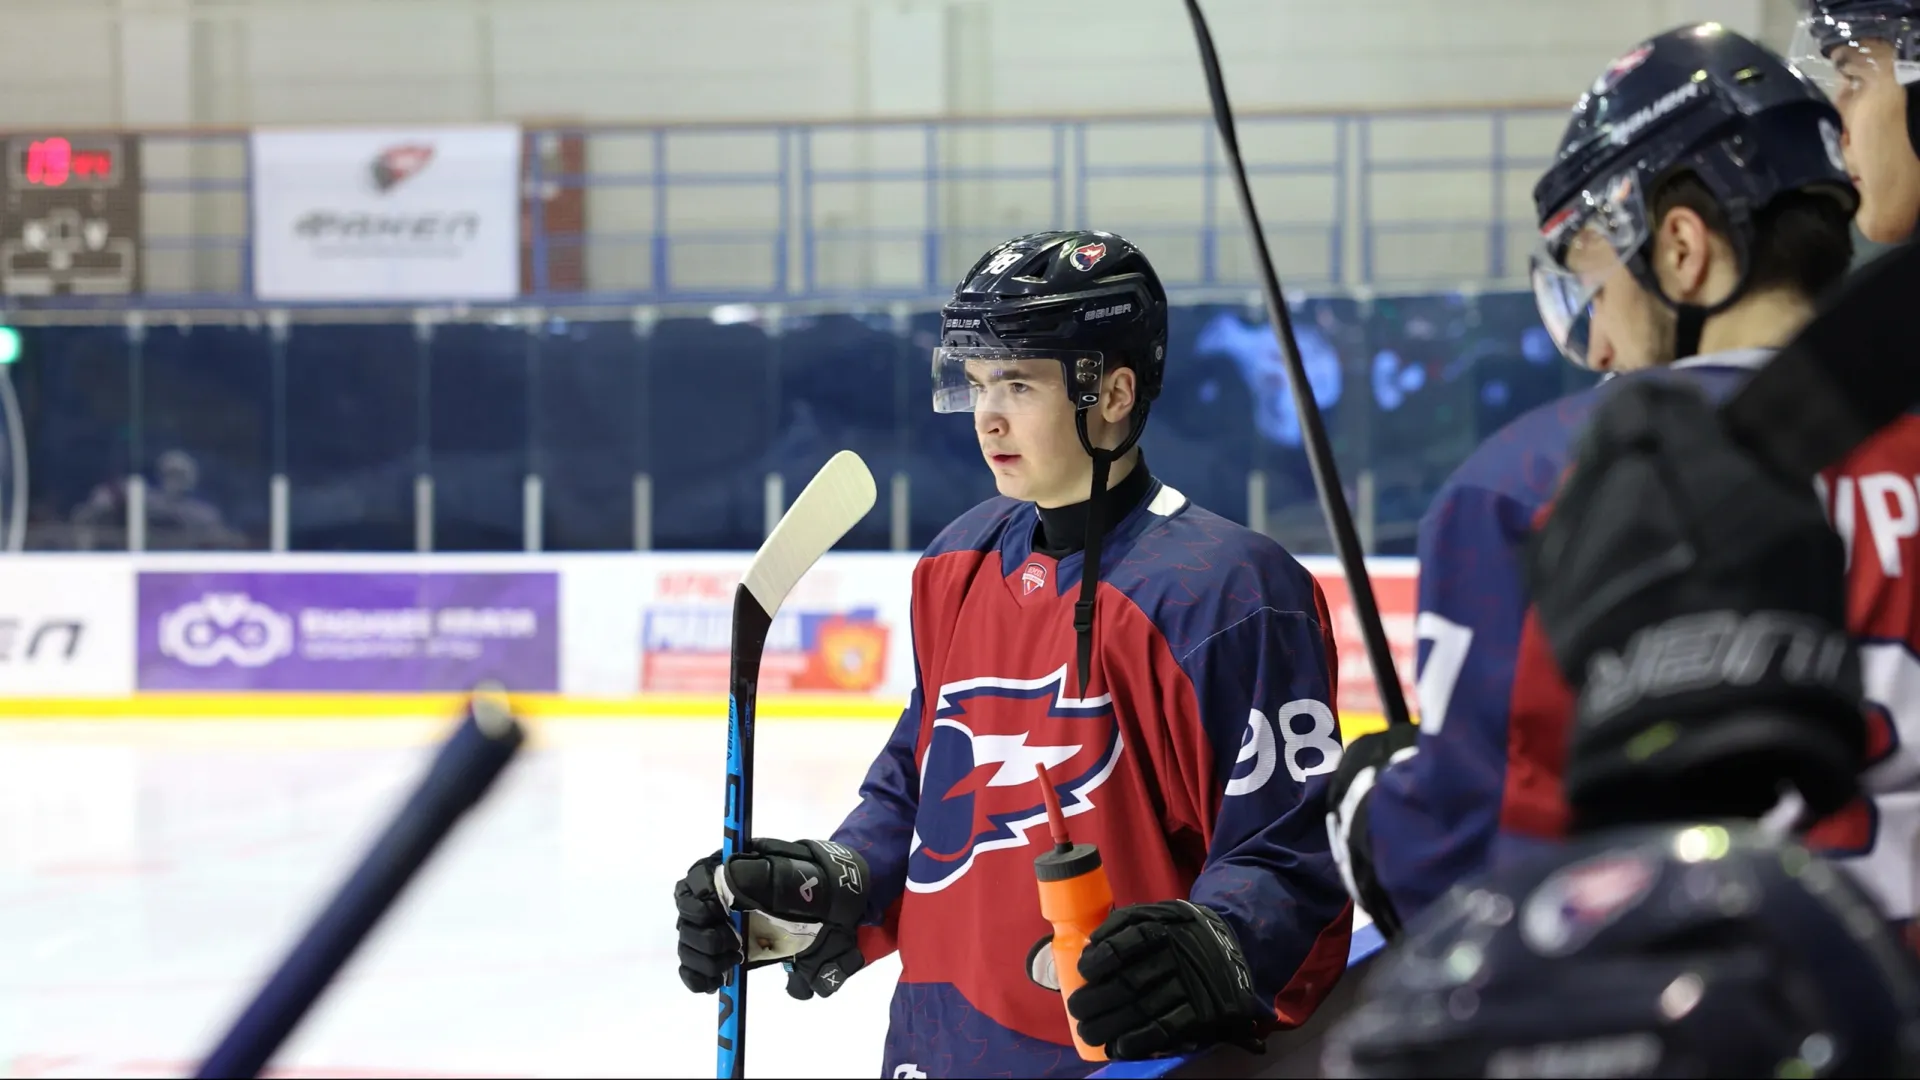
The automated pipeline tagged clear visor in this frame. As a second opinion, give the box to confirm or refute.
[1530,171,1648,369]
[930,348,1103,414]
[1790,13,1920,101]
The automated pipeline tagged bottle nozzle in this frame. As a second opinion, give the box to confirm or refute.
[1036,761,1073,855]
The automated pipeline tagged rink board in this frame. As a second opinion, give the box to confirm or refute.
[0,552,1417,743]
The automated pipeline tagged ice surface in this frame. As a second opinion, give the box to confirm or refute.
[0,716,899,1079]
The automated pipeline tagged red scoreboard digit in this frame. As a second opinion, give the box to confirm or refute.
[12,135,124,190]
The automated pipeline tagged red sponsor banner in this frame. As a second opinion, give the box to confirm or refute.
[639,566,895,695]
[1300,557,1419,723]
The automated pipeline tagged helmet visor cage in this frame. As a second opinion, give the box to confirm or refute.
[1531,171,1649,368]
[1790,12,1920,98]
[930,347,1105,415]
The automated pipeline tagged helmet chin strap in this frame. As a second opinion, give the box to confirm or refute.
[1631,209,1754,364]
[1672,302,1711,363]
[1069,404,1149,697]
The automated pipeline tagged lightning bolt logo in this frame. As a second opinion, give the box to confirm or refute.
[905,665,1122,893]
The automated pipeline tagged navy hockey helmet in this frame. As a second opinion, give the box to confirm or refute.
[1792,0,1920,159]
[1531,24,1856,368]
[935,230,1170,693]
[935,230,1168,420]
[1324,823,1920,1078]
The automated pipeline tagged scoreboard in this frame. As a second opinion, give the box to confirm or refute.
[0,134,141,296]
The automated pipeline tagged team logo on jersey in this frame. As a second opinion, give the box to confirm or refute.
[1520,852,1656,957]
[1021,561,1048,594]
[906,664,1122,893]
[1069,242,1108,272]
[1592,43,1652,96]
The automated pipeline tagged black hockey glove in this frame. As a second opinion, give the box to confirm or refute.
[1029,900,1272,1060]
[673,837,870,1000]
[1526,377,1865,834]
[1325,723,1420,939]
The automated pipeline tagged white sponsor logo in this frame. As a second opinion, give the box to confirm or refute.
[158,593,295,668]
[1581,611,1850,721]
[1607,81,1701,146]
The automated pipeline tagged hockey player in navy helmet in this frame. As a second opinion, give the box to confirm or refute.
[1793,0,1920,242]
[1324,24,1881,941]
[1324,824,1920,1077]
[675,231,1356,1076]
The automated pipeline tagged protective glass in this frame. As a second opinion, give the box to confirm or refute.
[1790,12,1920,103]
[930,348,1101,414]
[1530,171,1649,369]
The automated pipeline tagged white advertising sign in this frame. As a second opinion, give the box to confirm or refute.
[0,559,134,697]
[560,552,919,702]
[251,125,522,302]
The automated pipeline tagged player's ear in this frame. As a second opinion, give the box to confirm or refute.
[1655,204,1717,305]
[1100,365,1136,425]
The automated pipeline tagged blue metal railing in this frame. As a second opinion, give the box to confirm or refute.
[18,105,1566,313]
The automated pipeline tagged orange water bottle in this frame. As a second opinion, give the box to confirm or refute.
[1033,761,1114,1063]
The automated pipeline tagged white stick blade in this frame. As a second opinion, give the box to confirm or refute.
[742,450,878,615]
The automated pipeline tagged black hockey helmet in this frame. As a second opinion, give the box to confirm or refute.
[1324,823,1920,1078]
[1792,0,1920,160]
[1531,23,1856,368]
[935,230,1168,414]
[935,230,1169,693]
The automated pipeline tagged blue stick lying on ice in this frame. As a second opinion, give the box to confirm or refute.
[195,690,526,1079]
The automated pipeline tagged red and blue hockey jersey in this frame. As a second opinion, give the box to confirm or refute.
[830,479,1354,1079]
[1364,347,1920,935]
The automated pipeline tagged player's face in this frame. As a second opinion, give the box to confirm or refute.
[969,358,1133,507]
[1830,39,1920,242]
[1564,235,1672,374]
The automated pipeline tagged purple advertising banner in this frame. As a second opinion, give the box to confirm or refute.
[137,572,559,692]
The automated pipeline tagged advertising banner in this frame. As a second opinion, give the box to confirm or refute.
[136,571,558,692]
[633,555,915,698]
[251,125,521,302]
[0,559,134,697]
[1301,557,1420,725]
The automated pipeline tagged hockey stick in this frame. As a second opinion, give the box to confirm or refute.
[196,691,525,1079]
[717,450,878,1080]
[1182,0,1412,730]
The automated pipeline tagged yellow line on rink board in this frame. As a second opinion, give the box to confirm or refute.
[0,693,901,721]
[0,694,1390,741]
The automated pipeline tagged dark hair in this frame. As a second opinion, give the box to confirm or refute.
[1650,171,1855,300]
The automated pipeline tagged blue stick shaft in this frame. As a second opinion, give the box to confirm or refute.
[718,586,772,1080]
[196,701,524,1079]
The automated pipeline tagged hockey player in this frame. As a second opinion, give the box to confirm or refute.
[1325,823,1920,1076]
[1792,0,1920,244]
[1333,368,1902,1074]
[1325,25,1901,939]
[674,231,1354,1077]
